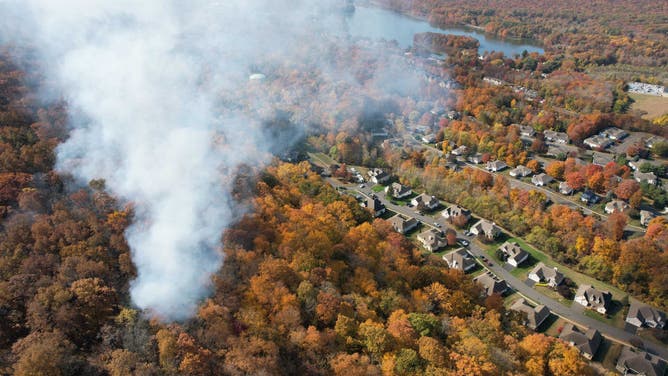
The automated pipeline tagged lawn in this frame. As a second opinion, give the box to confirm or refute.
[583,301,628,329]
[629,93,668,120]
[596,339,622,372]
[540,315,566,337]
[371,184,386,193]
[535,285,573,307]
[484,237,543,278]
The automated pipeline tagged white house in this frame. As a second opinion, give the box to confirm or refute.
[574,285,612,314]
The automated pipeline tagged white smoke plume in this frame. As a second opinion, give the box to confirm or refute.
[0,0,353,320]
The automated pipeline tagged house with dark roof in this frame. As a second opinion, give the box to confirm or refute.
[474,272,509,297]
[509,165,533,178]
[417,228,447,252]
[441,204,471,222]
[601,127,628,140]
[574,285,612,314]
[528,262,564,287]
[531,173,554,187]
[388,214,419,235]
[498,241,529,267]
[486,160,508,172]
[626,302,666,329]
[470,219,501,240]
[584,135,613,149]
[385,182,412,199]
[467,153,484,164]
[518,125,536,138]
[411,193,440,211]
[451,145,469,156]
[581,190,601,205]
[616,347,667,376]
[363,195,386,218]
[592,152,614,167]
[510,298,551,330]
[442,248,476,273]
[367,168,390,184]
[558,323,602,360]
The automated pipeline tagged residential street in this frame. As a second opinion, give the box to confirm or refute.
[321,172,668,361]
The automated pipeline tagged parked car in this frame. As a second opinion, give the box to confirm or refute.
[434,222,441,227]
[359,184,365,188]
[458,239,469,246]
[464,231,473,237]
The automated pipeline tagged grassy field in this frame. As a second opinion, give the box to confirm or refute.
[541,316,567,337]
[629,93,668,120]
[583,302,628,329]
[596,339,623,372]
[371,184,385,193]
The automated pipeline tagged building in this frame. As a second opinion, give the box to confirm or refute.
[531,173,554,187]
[558,324,602,360]
[528,262,564,287]
[470,219,501,240]
[616,347,667,376]
[635,171,658,185]
[627,82,666,96]
[646,135,668,149]
[486,160,508,172]
[574,285,612,314]
[498,241,529,267]
[509,165,533,178]
[363,195,386,217]
[386,182,412,199]
[417,228,447,252]
[547,145,570,158]
[518,125,536,138]
[580,190,600,205]
[441,204,471,222]
[467,153,484,164]
[600,127,628,140]
[367,168,391,184]
[584,135,613,149]
[559,181,574,195]
[510,298,551,330]
[411,193,440,211]
[474,272,509,297]
[592,152,614,167]
[640,210,655,227]
[604,199,630,214]
[442,248,476,272]
[421,134,436,143]
[451,145,469,156]
[388,214,419,234]
[544,130,569,144]
[626,302,666,329]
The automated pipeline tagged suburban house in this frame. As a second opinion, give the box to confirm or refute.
[451,145,469,156]
[558,323,602,360]
[417,228,447,252]
[518,125,536,138]
[616,347,667,376]
[584,135,612,149]
[470,219,501,240]
[604,199,630,214]
[528,262,564,287]
[580,190,601,205]
[367,168,391,184]
[510,298,551,330]
[634,171,658,185]
[363,195,386,217]
[474,272,509,297]
[640,210,655,227]
[547,145,570,158]
[509,165,532,178]
[442,248,476,272]
[592,152,614,167]
[601,127,628,140]
[574,285,612,314]
[386,182,412,199]
[646,135,668,149]
[486,160,508,172]
[467,153,484,164]
[388,214,419,234]
[411,193,440,211]
[559,181,574,195]
[628,159,652,171]
[441,204,471,222]
[626,302,666,329]
[498,241,529,267]
[544,130,569,144]
[531,173,553,187]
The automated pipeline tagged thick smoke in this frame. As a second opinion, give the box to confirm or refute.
[0,0,350,320]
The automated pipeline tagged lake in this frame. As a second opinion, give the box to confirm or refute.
[345,6,544,56]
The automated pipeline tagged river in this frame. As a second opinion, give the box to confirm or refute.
[345,6,544,56]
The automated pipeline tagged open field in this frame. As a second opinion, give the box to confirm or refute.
[629,93,668,120]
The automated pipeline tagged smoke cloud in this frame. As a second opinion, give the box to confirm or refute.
[0,0,354,320]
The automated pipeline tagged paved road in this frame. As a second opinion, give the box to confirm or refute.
[402,135,644,233]
[319,171,668,360]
